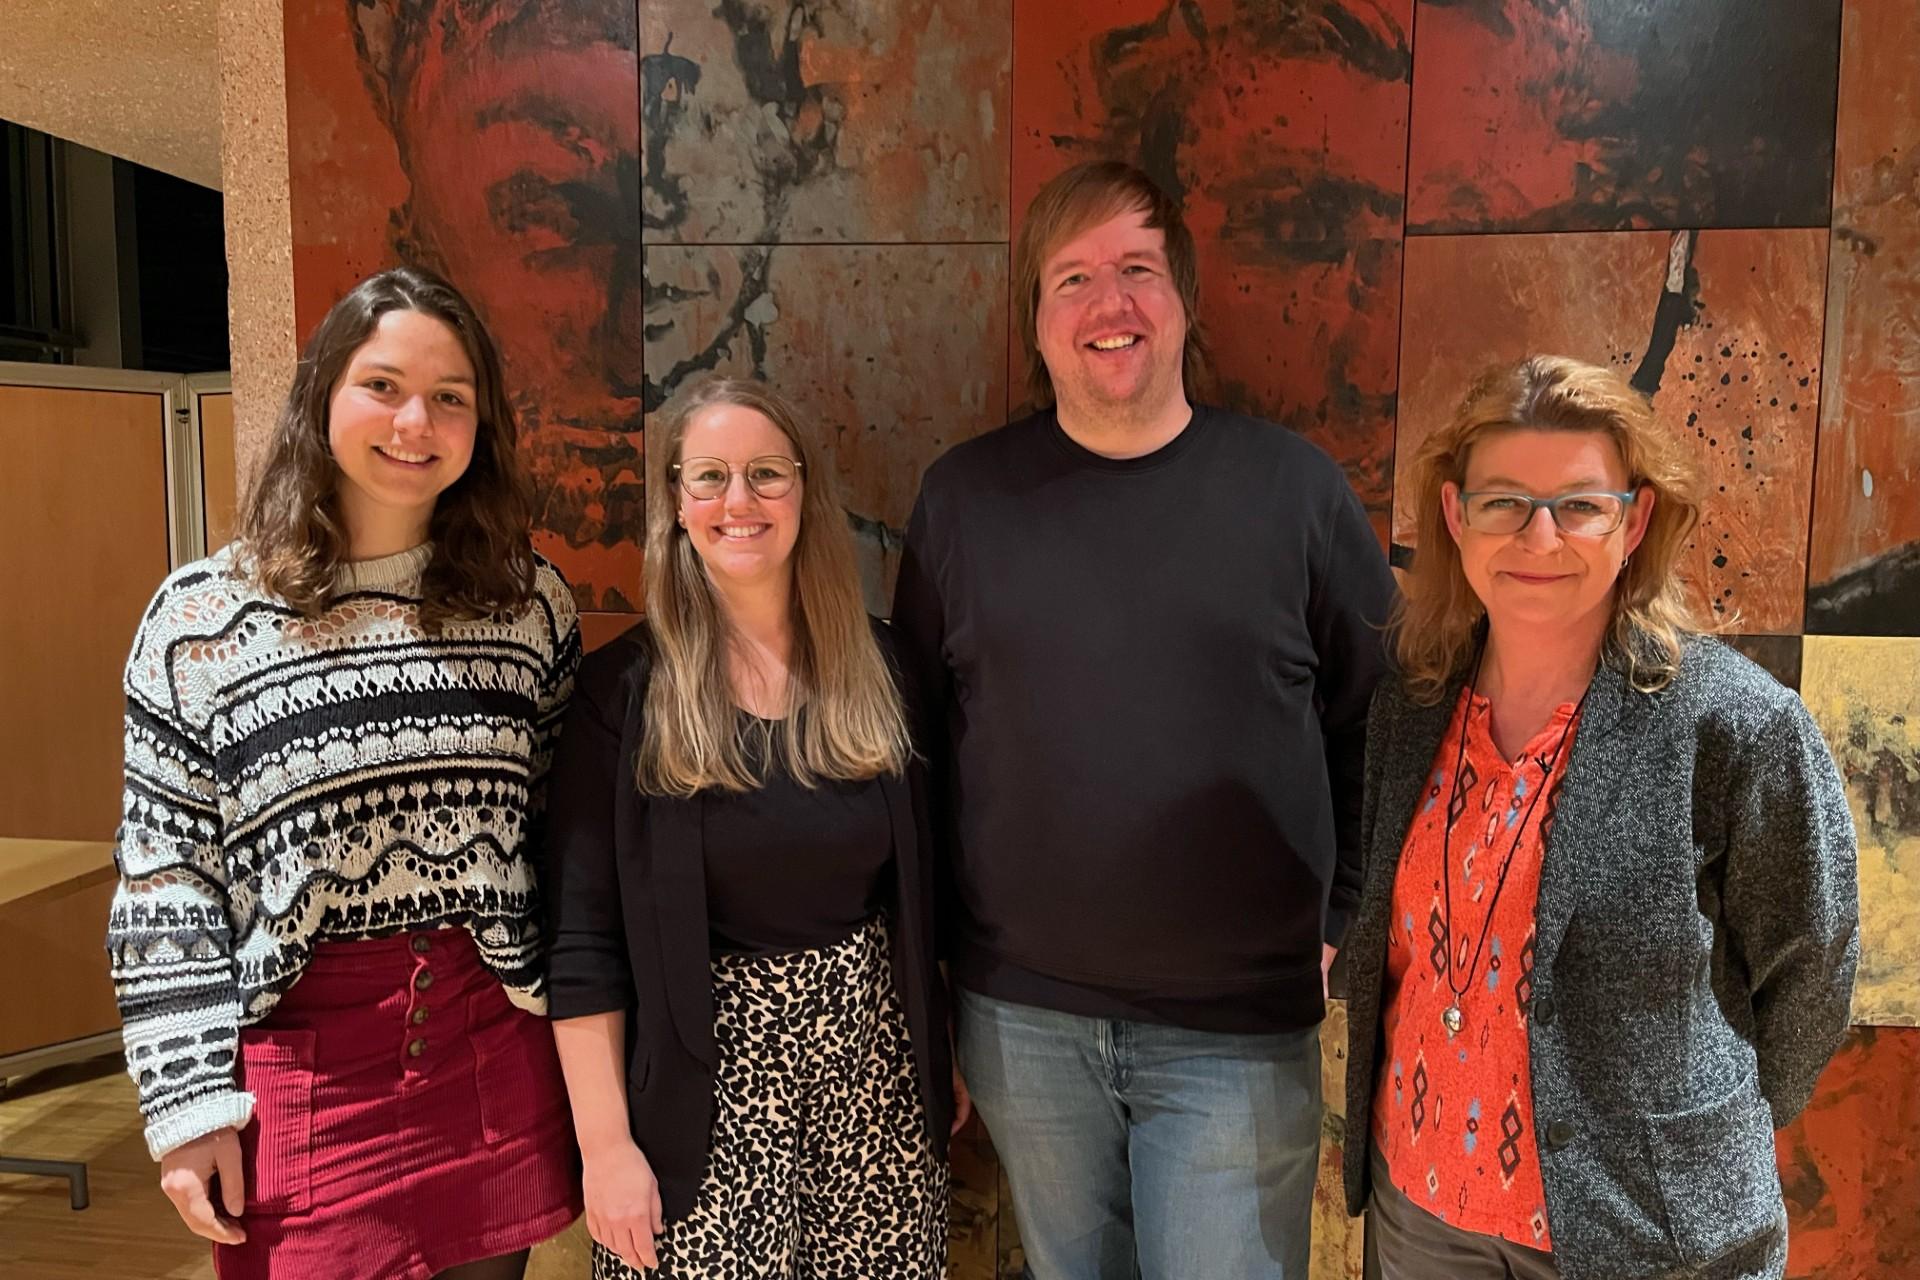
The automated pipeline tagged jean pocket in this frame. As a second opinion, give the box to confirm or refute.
[1645,1079,1783,1267]
[236,1028,318,1215]
[468,989,568,1145]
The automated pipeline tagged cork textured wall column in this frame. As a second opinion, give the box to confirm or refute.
[216,0,297,497]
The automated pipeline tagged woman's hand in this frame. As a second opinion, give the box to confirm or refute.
[583,1139,666,1272]
[951,1059,974,1137]
[159,1127,247,1244]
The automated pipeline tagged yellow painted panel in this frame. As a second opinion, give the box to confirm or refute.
[1800,636,1920,1027]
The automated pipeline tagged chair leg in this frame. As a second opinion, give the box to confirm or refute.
[0,1155,90,1209]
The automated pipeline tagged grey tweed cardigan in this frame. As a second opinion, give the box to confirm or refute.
[1342,636,1858,1280]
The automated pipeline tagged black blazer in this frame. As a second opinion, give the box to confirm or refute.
[542,619,954,1221]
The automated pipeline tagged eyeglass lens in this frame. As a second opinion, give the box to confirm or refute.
[677,456,799,500]
[1465,493,1625,536]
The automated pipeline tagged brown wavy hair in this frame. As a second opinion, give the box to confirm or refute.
[1013,160,1211,407]
[638,377,910,796]
[238,266,536,630]
[1395,355,1707,703]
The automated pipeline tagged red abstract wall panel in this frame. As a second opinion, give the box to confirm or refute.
[284,0,410,317]
[642,243,1009,605]
[1808,0,1920,635]
[1407,0,1842,233]
[1011,0,1413,527]
[1396,228,1826,633]
[639,0,1010,249]
[636,1,1012,611]
[289,0,645,610]
[1777,1026,1920,1278]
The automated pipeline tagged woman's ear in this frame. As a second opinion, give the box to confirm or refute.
[1623,484,1656,557]
[1441,481,1466,545]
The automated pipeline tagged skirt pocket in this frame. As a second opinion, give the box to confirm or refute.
[468,987,568,1145]
[236,1028,318,1215]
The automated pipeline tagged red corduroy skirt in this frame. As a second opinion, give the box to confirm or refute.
[212,928,581,1280]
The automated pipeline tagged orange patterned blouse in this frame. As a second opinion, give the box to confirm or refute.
[1371,685,1582,1252]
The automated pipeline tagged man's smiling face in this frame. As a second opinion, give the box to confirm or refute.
[1034,206,1189,419]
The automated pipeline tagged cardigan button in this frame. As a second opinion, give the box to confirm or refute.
[407,1037,427,1058]
[1546,1120,1576,1150]
[1533,996,1557,1026]
[411,935,432,954]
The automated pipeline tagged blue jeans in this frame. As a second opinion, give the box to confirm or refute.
[956,988,1322,1280]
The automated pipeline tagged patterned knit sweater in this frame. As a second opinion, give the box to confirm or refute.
[107,542,581,1159]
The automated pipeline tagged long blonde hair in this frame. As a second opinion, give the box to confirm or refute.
[1395,355,1707,703]
[638,377,910,795]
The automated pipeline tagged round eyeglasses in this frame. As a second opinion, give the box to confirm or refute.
[1458,490,1637,537]
[670,455,803,501]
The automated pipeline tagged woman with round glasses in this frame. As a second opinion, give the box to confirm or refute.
[542,376,959,1279]
[1341,355,1857,1280]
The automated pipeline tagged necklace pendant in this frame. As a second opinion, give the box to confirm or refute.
[1443,1004,1464,1035]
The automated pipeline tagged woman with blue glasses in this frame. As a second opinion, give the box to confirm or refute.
[1342,354,1858,1280]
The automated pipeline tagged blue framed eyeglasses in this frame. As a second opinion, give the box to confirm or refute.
[1457,490,1637,537]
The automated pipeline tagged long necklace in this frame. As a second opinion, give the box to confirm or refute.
[1438,642,1589,1037]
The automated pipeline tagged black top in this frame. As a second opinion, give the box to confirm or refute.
[703,719,894,955]
[543,621,953,1224]
[892,406,1395,1033]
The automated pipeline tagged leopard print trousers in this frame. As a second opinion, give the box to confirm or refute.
[592,917,949,1279]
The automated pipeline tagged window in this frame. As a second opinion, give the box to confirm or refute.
[0,120,72,364]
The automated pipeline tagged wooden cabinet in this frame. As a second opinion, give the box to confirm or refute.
[0,382,171,842]
[0,840,120,1063]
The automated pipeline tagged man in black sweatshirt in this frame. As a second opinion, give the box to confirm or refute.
[892,161,1395,1279]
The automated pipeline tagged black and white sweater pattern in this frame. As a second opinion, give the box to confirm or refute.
[106,543,582,1158]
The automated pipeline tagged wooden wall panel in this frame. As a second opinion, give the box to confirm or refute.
[948,1118,1003,1278]
[199,391,238,552]
[0,386,171,841]
[526,1221,589,1278]
[1313,1000,1366,1280]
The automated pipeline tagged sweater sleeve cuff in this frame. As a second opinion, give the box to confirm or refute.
[1324,906,1352,950]
[547,988,634,1021]
[145,1090,257,1161]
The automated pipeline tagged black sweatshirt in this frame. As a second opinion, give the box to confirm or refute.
[891,406,1395,1033]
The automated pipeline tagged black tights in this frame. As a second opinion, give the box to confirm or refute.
[434,1248,531,1280]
